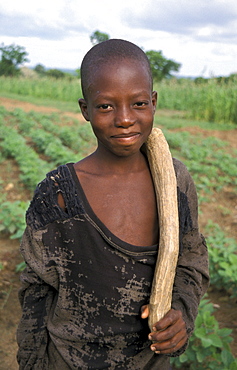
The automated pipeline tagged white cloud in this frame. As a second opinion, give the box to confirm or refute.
[0,0,236,76]
[123,0,237,43]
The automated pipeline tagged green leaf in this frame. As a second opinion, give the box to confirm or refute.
[200,336,213,348]
[179,353,188,363]
[196,350,208,362]
[217,328,232,337]
[15,261,26,272]
[186,350,197,362]
[230,360,237,370]
[229,254,237,264]
[208,333,223,347]
[8,224,16,233]
[221,349,235,366]
[195,327,207,339]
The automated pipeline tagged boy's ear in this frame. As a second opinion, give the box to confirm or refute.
[78,98,90,121]
[152,91,158,114]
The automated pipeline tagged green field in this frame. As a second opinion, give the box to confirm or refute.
[0,74,237,124]
[0,83,237,369]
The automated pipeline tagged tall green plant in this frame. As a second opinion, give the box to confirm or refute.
[205,221,237,297]
[155,77,237,124]
[171,298,237,369]
[1,74,237,124]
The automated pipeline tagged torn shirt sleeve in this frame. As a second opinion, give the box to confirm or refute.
[17,226,57,370]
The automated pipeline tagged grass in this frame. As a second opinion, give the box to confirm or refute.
[0,76,82,107]
[154,77,237,124]
[155,114,236,131]
[1,75,237,124]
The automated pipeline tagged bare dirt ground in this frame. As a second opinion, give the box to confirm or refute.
[0,98,237,369]
[0,96,83,120]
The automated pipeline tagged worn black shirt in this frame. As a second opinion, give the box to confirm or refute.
[17,160,209,369]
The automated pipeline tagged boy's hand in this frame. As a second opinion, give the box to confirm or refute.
[141,305,188,354]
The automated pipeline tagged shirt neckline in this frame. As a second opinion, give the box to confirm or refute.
[66,162,158,254]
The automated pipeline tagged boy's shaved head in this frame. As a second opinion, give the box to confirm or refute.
[80,39,153,100]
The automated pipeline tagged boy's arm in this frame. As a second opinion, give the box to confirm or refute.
[169,227,209,355]
[143,229,208,356]
[17,226,56,369]
[170,159,209,349]
[142,159,209,356]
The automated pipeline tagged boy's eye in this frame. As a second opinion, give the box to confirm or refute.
[97,104,112,111]
[134,101,148,107]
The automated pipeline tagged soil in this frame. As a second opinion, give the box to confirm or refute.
[0,98,237,369]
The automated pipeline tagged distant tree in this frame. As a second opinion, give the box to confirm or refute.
[228,73,237,81]
[75,68,81,79]
[34,64,46,76]
[90,30,110,45]
[194,76,208,85]
[222,73,237,84]
[0,43,29,76]
[145,50,181,82]
[46,68,65,79]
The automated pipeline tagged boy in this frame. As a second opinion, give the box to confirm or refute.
[17,39,209,369]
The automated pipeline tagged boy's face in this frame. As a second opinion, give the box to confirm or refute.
[79,59,157,158]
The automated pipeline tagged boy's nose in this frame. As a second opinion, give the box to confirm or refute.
[114,107,136,128]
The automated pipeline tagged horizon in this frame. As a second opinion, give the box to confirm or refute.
[1,0,237,78]
[21,65,235,80]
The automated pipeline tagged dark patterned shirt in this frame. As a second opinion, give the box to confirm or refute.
[17,160,209,369]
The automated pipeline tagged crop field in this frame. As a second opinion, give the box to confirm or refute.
[0,90,237,369]
[0,74,237,124]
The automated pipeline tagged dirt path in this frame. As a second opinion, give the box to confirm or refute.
[0,96,83,120]
[1,96,237,147]
[0,97,236,369]
[175,125,237,149]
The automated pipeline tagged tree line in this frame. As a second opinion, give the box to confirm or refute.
[1,31,236,84]
[0,31,181,82]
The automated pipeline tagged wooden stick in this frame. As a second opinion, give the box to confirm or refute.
[145,127,179,331]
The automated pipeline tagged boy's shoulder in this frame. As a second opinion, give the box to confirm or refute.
[172,157,188,175]
[172,157,195,192]
[26,164,84,231]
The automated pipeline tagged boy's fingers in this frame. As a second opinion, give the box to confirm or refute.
[150,329,188,354]
[149,318,187,344]
[141,305,149,319]
[148,309,188,354]
[152,309,182,331]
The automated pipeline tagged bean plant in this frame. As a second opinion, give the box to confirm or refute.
[171,298,237,369]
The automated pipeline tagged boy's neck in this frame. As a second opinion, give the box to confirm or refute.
[87,148,148,176]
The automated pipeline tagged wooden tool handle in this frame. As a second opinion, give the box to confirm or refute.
[145,128,179,330]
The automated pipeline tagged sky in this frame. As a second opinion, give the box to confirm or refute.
[0,0,237,78]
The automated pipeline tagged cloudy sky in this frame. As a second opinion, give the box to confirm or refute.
[0,0,236,77]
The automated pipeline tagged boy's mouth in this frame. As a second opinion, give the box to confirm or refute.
[111,132,141,144]
[112,132,140,138]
